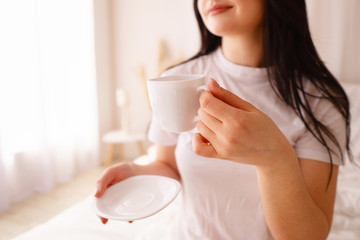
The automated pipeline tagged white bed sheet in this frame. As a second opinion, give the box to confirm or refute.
[328,82,360,240]
[11,195,181,240]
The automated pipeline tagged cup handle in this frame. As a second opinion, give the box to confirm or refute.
[194,115,200,124]
[194,85,208,124]
[196,85,209,93]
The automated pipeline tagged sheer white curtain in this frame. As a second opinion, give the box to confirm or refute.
[0,0,99,213]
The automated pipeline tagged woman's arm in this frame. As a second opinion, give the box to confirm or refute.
[256,156,338,240]
[194,79,337,239]
[94,144,179,224]
[96,144,179,197]
[131,144,180,181]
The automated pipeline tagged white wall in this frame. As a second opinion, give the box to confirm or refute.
[112,0,199,135]
[106,0,199,159]
[306,0,360,84]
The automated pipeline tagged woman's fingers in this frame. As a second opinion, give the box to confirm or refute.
[198,107,222,133]
[94,167,118,198]
[199,91,235,123]
[94,181,107,198]
[95,163,134,198]
[95,177,109,198]
[94,163,135,225]
[208,78,256,112]
[99,216,108,224]
[196,117,218,144]
[95,181,110,224]
[194,78,258,160]
[192,133,218,158]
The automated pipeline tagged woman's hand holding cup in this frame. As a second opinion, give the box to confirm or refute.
[147,74,207,133]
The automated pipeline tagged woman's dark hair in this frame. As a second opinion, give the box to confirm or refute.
[188,0,352,184]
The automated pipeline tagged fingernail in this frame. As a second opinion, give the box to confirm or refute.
[210,78,220,88]
[94,189,100,198]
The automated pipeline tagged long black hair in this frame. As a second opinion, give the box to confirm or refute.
[188,0,352,182]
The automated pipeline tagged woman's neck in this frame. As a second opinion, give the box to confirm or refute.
[221,31,264,68]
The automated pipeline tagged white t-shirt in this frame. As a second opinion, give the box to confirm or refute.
[148,47,346,240]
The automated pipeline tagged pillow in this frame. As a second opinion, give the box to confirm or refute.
[329,82,360,239]
[338,82,360,184]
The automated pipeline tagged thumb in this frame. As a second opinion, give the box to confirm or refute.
[94,182,107,198]
[208,78,255,112]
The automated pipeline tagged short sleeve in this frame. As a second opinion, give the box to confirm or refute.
[294,99,347,165]
[148,114,179,146]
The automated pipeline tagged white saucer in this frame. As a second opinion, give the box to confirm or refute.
[93,175,181,221]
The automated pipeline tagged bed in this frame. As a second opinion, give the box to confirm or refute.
[11,82,360,240]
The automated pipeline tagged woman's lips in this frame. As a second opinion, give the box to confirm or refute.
[207,4,233,16]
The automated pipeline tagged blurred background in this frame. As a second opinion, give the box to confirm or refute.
[0,0,359,239]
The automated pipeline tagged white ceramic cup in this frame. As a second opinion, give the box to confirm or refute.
[147,74,207,133]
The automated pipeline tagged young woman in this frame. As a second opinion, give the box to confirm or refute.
[95,0,351,239]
